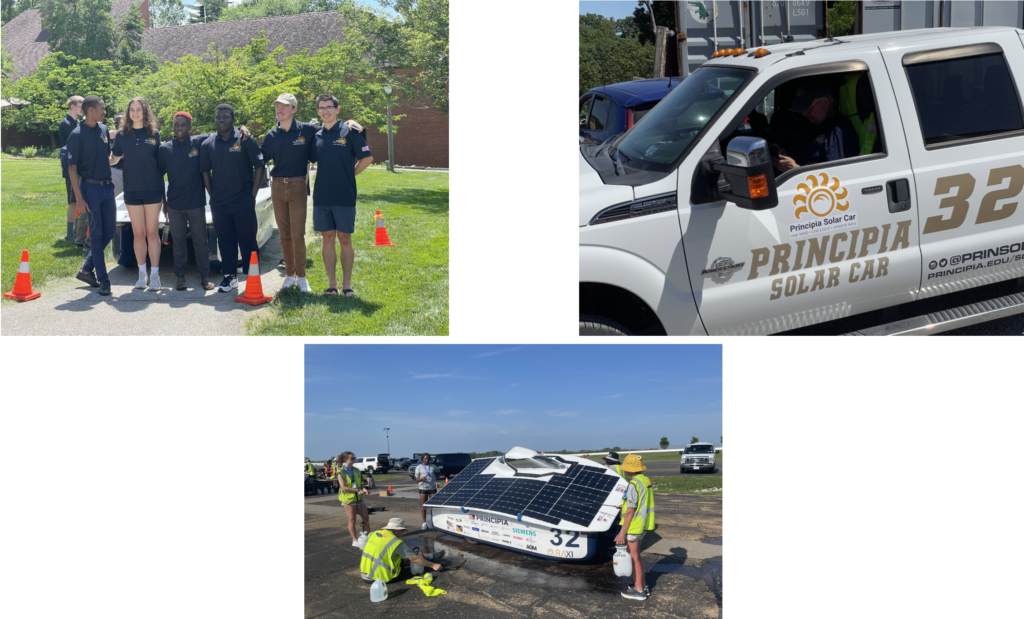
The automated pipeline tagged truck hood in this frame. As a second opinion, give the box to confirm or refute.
[579,148,633,227]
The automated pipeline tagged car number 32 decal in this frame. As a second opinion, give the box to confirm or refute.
[922,165,1024,234]
[549,528,580,548]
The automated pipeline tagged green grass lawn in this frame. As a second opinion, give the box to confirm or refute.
[244,169,448,335]
[1,157,91,294]
[648,475,722,496]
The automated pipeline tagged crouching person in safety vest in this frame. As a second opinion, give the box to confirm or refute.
[614,454,656,600]
[360,518,444,583]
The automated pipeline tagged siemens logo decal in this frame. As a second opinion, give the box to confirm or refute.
[512,527,536,537]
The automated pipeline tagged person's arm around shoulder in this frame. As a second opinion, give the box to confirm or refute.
[246,137,265,196]
[351,131,373,175]
[109,129,123,165]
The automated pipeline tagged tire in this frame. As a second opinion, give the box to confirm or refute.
[580,314,632,336]
[680,468,686,474]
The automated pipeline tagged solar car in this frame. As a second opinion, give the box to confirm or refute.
[424,447,630,561]
[579,77,685,145]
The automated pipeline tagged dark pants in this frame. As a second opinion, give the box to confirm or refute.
[79,182,117,285]
[169,207,210,278]
[211,194,258,279]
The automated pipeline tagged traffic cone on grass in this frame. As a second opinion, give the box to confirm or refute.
[235,251,273,306]
[4,250,42,301]
[388,482,393,495]
[373,210,396,247]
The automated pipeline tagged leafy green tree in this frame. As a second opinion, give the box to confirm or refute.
[151,0,188,27]
[2,52,127,144]
[579,13,654,95]
[2,0,36,25]
[631,0,676,46]
[221,0,308,21]
[827,1,856,37]
[1,31,14,93]
[690,436,699,444]
[115,2,159,72]
[338,0,448,115]
[39,0,117,62]
[659,437,669,449]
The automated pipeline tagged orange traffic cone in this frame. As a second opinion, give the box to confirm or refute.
[373,210,396,247]
[388,482,393,494]
[235,251,273,306]
[4,250,42,301]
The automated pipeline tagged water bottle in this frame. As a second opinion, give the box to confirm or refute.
[410,547,424,575]
[370,577,387,602]
[161,225,170,246]
[613,544,632,578]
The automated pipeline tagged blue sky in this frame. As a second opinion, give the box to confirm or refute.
[579,1,644,20]
[305,345,722,460]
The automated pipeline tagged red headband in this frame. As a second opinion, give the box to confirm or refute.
[173,111,193,121]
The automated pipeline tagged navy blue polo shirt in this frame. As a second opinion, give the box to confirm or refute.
[158,134,211,211]
[112,127,164,200]
[794,115,860,167]
[65,121,112,182]
[58,114,78,148]
[310,122,371,207]
[199,128,264,209]
[260,120,317,178]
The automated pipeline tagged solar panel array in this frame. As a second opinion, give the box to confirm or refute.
[425,458,620,527]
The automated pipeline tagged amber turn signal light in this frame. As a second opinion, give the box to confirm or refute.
[748,174,769,199]
[754,48,771,58]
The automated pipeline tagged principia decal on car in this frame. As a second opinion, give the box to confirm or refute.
[789,172,858,239]
[927,241,1024,279]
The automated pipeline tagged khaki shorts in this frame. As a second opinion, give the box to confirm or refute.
[626,531,646,543]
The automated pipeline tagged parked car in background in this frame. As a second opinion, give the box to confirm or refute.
[580,77,685,145]
[679,443,716,474]
[355,456,390,475]
[432,452,472,477]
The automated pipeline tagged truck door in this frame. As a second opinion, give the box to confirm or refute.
[679,50,922,334]
[881,35,1024,298]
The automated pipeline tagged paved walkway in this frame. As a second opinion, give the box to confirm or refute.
[2,228,287,336]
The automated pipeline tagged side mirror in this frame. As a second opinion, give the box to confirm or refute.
[703,136,779,210]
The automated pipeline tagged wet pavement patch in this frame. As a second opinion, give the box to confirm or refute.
[649,556,722,604]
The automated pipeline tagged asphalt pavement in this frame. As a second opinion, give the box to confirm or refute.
[1,226,287,336]
[305,492,722,619]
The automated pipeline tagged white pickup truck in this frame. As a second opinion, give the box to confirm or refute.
[580,28,1024,335]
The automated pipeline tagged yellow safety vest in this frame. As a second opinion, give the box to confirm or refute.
[360,529,404,582]
[611,464,625,478]
[338,467,363,505]
[839,73,878,156]
[306,462,314,476]
[620,474,656,534]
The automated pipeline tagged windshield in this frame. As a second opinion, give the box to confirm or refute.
[614,66,753,174]
[683,445,715,454]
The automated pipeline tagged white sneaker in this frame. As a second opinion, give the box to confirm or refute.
[282,276,297,288]
[352,540,361,547]
[147,273,161,291]
[422,523,428,530]
[135,273,148,289]
[297,277,311,292]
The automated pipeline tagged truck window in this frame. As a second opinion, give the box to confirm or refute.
[905,53,1024,146]
[732,71,883,177]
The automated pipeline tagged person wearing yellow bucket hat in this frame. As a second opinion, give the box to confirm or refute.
[614,454,656,600]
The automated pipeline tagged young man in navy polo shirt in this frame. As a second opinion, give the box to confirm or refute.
[67,95,116,296]
[58,95,84,244]
[200,103,266,293]
[309,94,373,297]
[260,93,364,293]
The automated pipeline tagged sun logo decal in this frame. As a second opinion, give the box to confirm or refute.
[793,172,849,219]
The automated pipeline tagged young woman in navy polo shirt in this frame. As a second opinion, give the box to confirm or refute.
[110,97,166,291]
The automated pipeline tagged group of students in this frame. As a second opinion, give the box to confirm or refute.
[60,92,372,297]
[327,449,656,601]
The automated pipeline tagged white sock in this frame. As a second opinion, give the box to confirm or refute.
[139,266,147,276]
[150,267,159,278]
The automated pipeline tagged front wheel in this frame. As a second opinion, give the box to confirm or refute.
[580,314,631,336]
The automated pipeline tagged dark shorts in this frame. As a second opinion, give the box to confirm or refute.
[313,206,356,234]
[124,189,164,206]
[65,177,77,203]
[420,489,437,497]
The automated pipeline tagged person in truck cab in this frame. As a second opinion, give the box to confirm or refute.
[773,81,859,173]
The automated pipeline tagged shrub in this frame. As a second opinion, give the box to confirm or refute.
[21,146,38,157]
[47,149,60,158]
[3,146,18,155]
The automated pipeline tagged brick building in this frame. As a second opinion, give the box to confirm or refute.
[2,5,448,167]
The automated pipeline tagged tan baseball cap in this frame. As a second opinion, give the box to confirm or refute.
[274,93,298,107]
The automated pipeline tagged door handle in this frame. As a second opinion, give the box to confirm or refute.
[886,179,911,214]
